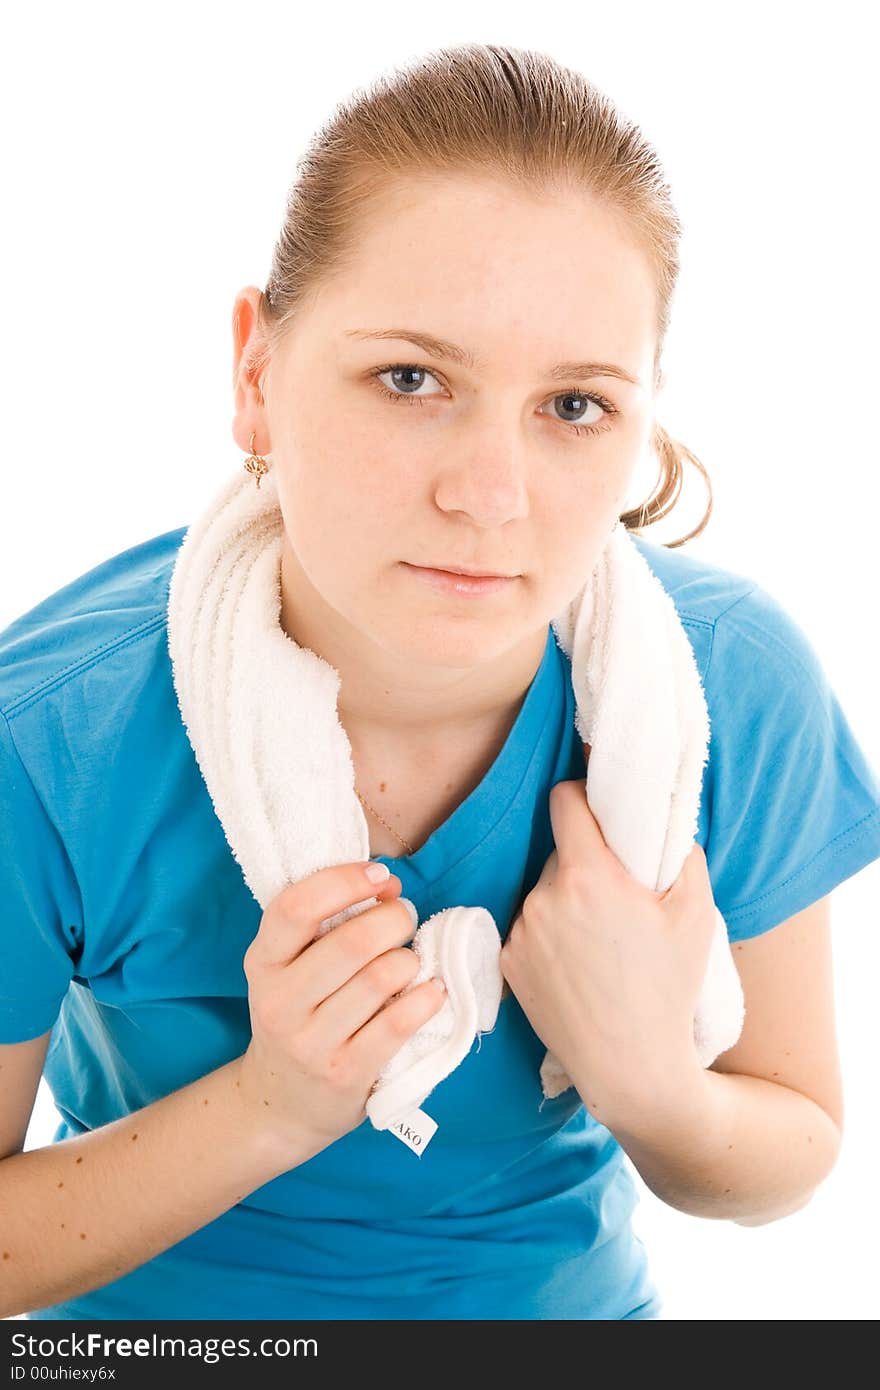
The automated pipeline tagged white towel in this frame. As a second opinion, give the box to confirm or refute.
[166,463,745,1136]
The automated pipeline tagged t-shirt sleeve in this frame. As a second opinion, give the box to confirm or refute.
[701,584,880,942]
[0,707,80,1043]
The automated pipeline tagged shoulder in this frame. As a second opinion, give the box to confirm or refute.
[629,531,828,695]
[629,537,880,940]
[0,525,187,719]
[0,525,189,813]
[0,526,186,1042]
[628,532,763,681]
[629,531,759,624]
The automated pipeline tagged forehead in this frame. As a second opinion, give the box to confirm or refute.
[311,174,658,376]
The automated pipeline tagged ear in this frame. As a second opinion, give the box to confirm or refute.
[231,286,271,454]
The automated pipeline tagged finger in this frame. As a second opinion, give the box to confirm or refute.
[312,935,427,1041]
[515,848,559,905]
[547,776,607,868]
[349,975,450,1077]
[295,895,419,1003]
[247,862,402,970]
[658,840,708,905]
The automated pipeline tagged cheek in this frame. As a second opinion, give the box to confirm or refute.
[553,445,636,534]
[533,480,624,604]
[540,478,608,550]
[276,459,413,595]
[319,422,422,523]
[282,451,385,537]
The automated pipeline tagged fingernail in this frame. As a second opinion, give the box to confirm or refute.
[365,861,391,884]
[433,977,447,992]
[399,897,419,932]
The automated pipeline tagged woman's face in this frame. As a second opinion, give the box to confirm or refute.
[233,174,660,673]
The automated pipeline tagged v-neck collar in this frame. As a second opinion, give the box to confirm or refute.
[372,625,559,888]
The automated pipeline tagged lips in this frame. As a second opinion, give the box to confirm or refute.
[400,563,517,597]
[414,564,516,579]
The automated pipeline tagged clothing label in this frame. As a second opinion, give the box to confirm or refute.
[388,1106,438,1156]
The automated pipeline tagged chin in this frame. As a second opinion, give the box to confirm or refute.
[380,610,532,668]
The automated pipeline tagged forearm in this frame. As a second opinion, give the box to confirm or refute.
[0,1055,314,1319]
[584,1061,842,1225]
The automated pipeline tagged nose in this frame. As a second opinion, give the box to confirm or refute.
[433,433,530,528]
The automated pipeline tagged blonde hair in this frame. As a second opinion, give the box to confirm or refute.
[253,42,712,549]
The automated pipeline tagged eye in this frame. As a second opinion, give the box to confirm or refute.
[537,387,618,438]
[369,363,618,438]
[373,364,446,400]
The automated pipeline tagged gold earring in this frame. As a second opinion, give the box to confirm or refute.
[243,431,271,489]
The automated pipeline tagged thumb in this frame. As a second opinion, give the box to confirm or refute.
[548,774,608,868]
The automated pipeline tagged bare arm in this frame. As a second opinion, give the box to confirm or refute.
[1,860,445,1320]
[603,1063,841,1224]
[0,1055,308,1319]
[568,897,844,1225]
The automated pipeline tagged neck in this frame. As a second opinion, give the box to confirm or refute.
[279,539,547,746]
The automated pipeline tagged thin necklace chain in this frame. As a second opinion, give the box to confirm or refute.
[355,788,416,856]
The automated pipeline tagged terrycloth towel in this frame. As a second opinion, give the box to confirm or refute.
[166,463,745,1136]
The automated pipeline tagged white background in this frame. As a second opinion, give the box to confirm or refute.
[2,0,879,1321]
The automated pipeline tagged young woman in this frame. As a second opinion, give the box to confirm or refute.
[3,43,880,1322]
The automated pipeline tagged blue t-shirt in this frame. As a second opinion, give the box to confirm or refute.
[3,525,880,1322]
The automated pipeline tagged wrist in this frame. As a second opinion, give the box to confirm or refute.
[609,1058,720,1168]
[574,1040,713,1142]
[228,1054,325,1180]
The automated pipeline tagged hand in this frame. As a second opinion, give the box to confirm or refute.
[499,751,718,1117]
[238,863,448,1164]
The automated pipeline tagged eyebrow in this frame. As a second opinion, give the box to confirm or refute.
[344,327,642,387]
